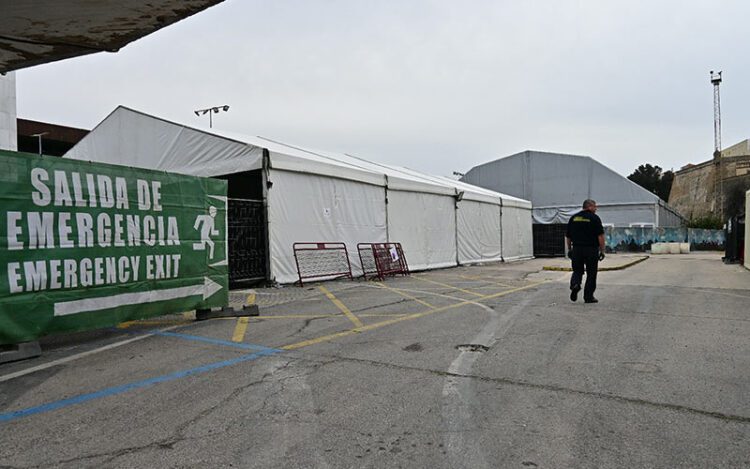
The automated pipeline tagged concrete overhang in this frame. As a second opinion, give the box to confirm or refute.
[0,0,224,74]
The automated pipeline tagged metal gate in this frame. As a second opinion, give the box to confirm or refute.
[532,223,567,257]
[228,198,267,286]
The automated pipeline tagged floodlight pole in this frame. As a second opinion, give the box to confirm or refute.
[194,105,230,129]
[31,132,49,156]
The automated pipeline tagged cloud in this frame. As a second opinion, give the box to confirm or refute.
[16,0,750,178]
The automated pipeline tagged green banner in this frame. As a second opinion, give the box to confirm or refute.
[0,150,228,345]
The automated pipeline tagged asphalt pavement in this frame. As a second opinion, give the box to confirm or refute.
[1,252,748,468]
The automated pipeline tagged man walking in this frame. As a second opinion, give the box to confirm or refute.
[565,199,606,303]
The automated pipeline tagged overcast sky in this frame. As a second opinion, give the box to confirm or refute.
[16,0,750,178]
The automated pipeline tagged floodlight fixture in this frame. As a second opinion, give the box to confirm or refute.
[194,104,230,128]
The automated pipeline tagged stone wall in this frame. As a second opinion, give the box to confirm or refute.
[669,149,750,220]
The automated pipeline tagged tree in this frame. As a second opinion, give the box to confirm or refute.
[627,164,674,201]
[656,169,674,201]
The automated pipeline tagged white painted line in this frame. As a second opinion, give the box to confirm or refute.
[0,324,184,384]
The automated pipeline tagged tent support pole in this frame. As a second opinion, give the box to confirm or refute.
[499,198,504,262]
[384,176,390,242]
[262,148,272,283]
[454,192,460,266]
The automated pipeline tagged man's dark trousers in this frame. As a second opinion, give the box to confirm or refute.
[570,246,599,300]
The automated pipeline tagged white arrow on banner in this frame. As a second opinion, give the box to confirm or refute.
[53,277,223,317]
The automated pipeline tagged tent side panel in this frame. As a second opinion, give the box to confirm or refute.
[502,205,534,260]
[658,204,684,227]
[457,200,502,264]
[387,191,457,271]
[597,204,656,227]
[534,203,658,227]
[267,170,387,284]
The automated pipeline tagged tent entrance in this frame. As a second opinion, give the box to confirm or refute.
[215,169,268,287]
[228,198,267,286]
[532,223,567,257]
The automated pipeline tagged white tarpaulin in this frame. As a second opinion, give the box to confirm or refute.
[457,201,502,264]
[65,106,534,283]
[387,190,458,271]
[267,171,387,284]
[501,204,534,261]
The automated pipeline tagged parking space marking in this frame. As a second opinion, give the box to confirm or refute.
[231,317,250,343]
[318,286,364,328]
[374,281,435,308]
[0,324,188,384]
[458,274,512,287]
[117,312,195,329]
[250,313,409,320]
[149,331,278,352]
[282,281,544,351]
[411,276,486,297]
[254,314,340,319]
[0,347,281,424]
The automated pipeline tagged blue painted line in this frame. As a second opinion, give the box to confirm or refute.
[149,331,279,352]
[115,328,278,353]
[0,347,282,424]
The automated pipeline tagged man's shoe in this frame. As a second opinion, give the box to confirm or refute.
[570,284,581,302]
[584,297,598,304]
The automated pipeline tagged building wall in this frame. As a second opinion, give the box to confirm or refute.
[669,147,750,220]
[0,72,17,151]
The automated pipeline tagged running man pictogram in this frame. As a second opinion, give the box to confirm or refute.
[193,205,220,259]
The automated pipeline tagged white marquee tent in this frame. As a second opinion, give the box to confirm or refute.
[65,106,533,283]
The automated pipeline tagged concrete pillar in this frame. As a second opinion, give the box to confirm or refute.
[0,72,18,151]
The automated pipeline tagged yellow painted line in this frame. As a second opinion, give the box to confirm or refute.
[255,314,338,319]
[375,281,435,308]
[318,286,364,328]
[117,319,192,329]
[458,274,514,288]
[252,313,408,320]
[542,256,649,272]
[459,274,483,280]
[231,317,250,342]
[359,313,409,318]
[282,281,544,351]
[411,276,486,298]
[246,292,256,305]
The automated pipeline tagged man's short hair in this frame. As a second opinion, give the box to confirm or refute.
[583,199,597,209]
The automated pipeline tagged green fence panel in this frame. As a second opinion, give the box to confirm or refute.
[0,150,228,345]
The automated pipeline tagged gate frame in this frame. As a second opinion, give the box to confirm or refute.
[293,242,353,286]
[358,242,410,280]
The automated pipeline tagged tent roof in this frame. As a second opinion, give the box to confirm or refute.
[0,0,223,74]
[462,150,664,208]
[65,106,530,207]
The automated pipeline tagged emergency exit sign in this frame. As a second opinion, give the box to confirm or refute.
[0,150,228,344]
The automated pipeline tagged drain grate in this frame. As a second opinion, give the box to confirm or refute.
[455,344,489,352]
